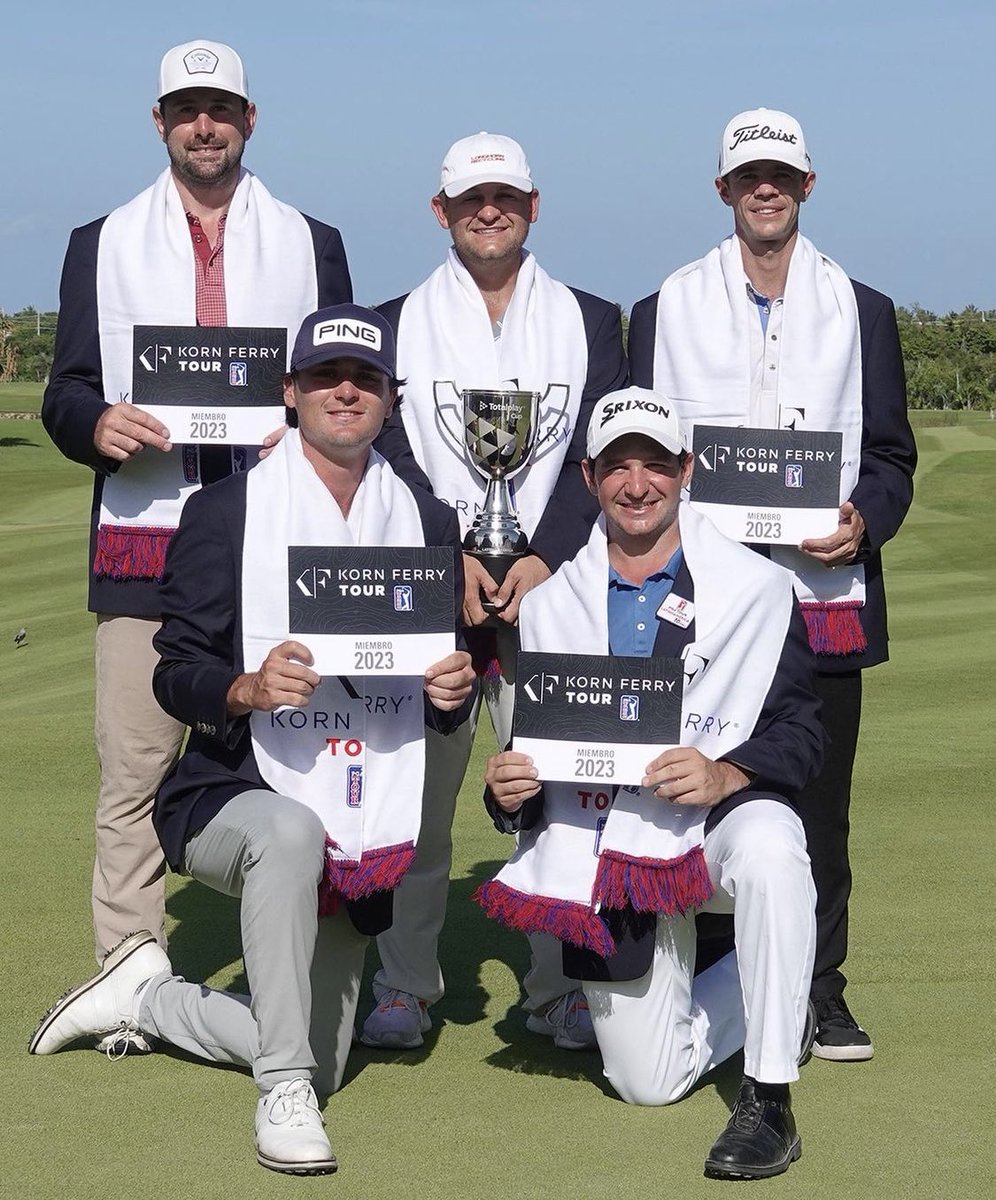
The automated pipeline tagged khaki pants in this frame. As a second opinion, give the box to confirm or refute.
[93,615,184,961]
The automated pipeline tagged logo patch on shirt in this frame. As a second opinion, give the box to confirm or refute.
[346,764,363,809]
[657,594,694,628]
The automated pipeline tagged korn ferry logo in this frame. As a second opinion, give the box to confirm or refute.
[523,672,559,702]
[139,344,173,373]
[697,442,731,472]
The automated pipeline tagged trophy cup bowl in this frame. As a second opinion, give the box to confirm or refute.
[462,388,539,616]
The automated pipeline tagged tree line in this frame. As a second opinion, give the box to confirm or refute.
[3,303,996,411]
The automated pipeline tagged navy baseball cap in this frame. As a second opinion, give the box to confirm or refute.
[289,305,397,377]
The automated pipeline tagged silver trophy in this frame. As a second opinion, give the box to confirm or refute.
[432,381,570,617]
[461,389,538,612]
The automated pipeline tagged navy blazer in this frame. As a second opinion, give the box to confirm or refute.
[151,467,473,936]
[42,208,352,619]
[628,277,916,673]
[373,285,628,576]
[485,551,825,981]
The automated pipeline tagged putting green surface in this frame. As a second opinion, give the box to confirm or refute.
[1,412,992,1198]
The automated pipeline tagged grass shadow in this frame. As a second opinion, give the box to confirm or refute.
[0,437,39,448]
[165,878,247,994]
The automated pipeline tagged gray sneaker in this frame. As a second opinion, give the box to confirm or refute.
[526,989,597,1051]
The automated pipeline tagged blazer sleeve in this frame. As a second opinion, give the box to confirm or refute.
[152,481,247,749]
[626,292,659,389]
[41,219,120,476]
[305,216,353,306]
[529,293,628,571]
[848,284,917,555]
[720,605,826,796]
[372,294,435,492]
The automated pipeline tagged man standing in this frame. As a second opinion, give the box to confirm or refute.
[479,389,824,1180]
[31,306,475,1176]
[628,109,916,1060]
[41,40,352,991]
[364,132,627,1050]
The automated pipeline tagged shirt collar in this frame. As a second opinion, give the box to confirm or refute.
[608,546,684,591]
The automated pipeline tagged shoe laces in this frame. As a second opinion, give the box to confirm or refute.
[99,1022,139,1060]
[375,988,423,1016]
[545,989,589,1031]
[267,1080,323,1129]
[817,993,858,1029]
[730,1086,764,1133]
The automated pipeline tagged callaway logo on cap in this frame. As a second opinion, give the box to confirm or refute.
[158,40,250,103]
[587,387,686,460]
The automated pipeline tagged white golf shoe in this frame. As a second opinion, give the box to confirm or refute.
[255,1079,337,1175]
[29,931,169,1055]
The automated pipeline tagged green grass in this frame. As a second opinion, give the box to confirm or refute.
[0,380,44,414]
[1,414,993,1198]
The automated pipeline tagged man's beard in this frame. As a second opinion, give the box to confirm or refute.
[168,138,243,188]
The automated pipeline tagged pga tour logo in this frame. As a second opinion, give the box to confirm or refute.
[785,464,803,488]
[229,362,247,387]
[393,585,413,612]
[346,764,363,809]
[619,695,640,722]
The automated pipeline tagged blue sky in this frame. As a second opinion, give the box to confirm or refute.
[2,0,992,315]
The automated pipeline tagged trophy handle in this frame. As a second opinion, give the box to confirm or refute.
[530,383,572,463]
[432,380,469,457]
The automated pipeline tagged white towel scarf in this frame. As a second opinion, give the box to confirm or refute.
[476,507,793,955]
[651,234,866,656]
[94,167,318,582]
[395,249,588,541]
[242,430,426,911]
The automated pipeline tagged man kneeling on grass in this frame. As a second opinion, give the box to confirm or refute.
[477,388,825,1180]
[30,305,475,1176]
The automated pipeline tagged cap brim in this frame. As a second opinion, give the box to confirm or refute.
[442,173,533,198]
[588,427,685,461]
[290,344,395,377]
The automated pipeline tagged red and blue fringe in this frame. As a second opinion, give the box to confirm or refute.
[319,839,416,914]
[94,525,174,581]
[592,845,713,916]
[800,600,867,657]
[474,879,617,957]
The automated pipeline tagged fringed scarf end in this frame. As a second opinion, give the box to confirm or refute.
[94,525,174,581]
[474,879,616,956]
[800,600,867,657]
[592,844,714,916]
[322,839,416,903]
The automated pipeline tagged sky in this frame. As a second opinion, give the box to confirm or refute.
[2,0,993,317]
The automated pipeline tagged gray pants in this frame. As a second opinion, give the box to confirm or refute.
[139,790,367,1095]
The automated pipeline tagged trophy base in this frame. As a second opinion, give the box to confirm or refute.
[465,549,524,624]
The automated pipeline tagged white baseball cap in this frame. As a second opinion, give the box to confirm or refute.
[718,108,811,177]
[587,388,685,461]
[158,40,250,103]
[439,132,533,198]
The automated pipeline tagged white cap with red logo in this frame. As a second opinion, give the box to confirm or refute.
[439,132,533,198]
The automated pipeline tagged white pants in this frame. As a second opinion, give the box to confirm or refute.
[374,626,572,1008]
[138,790,367,1096]
[584,800,816,1105]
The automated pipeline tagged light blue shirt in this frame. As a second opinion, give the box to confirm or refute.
[607,548,684,657]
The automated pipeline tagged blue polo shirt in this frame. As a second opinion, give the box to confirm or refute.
[607,548,684,656]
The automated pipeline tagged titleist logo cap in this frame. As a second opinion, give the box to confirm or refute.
[718,108,811,177]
